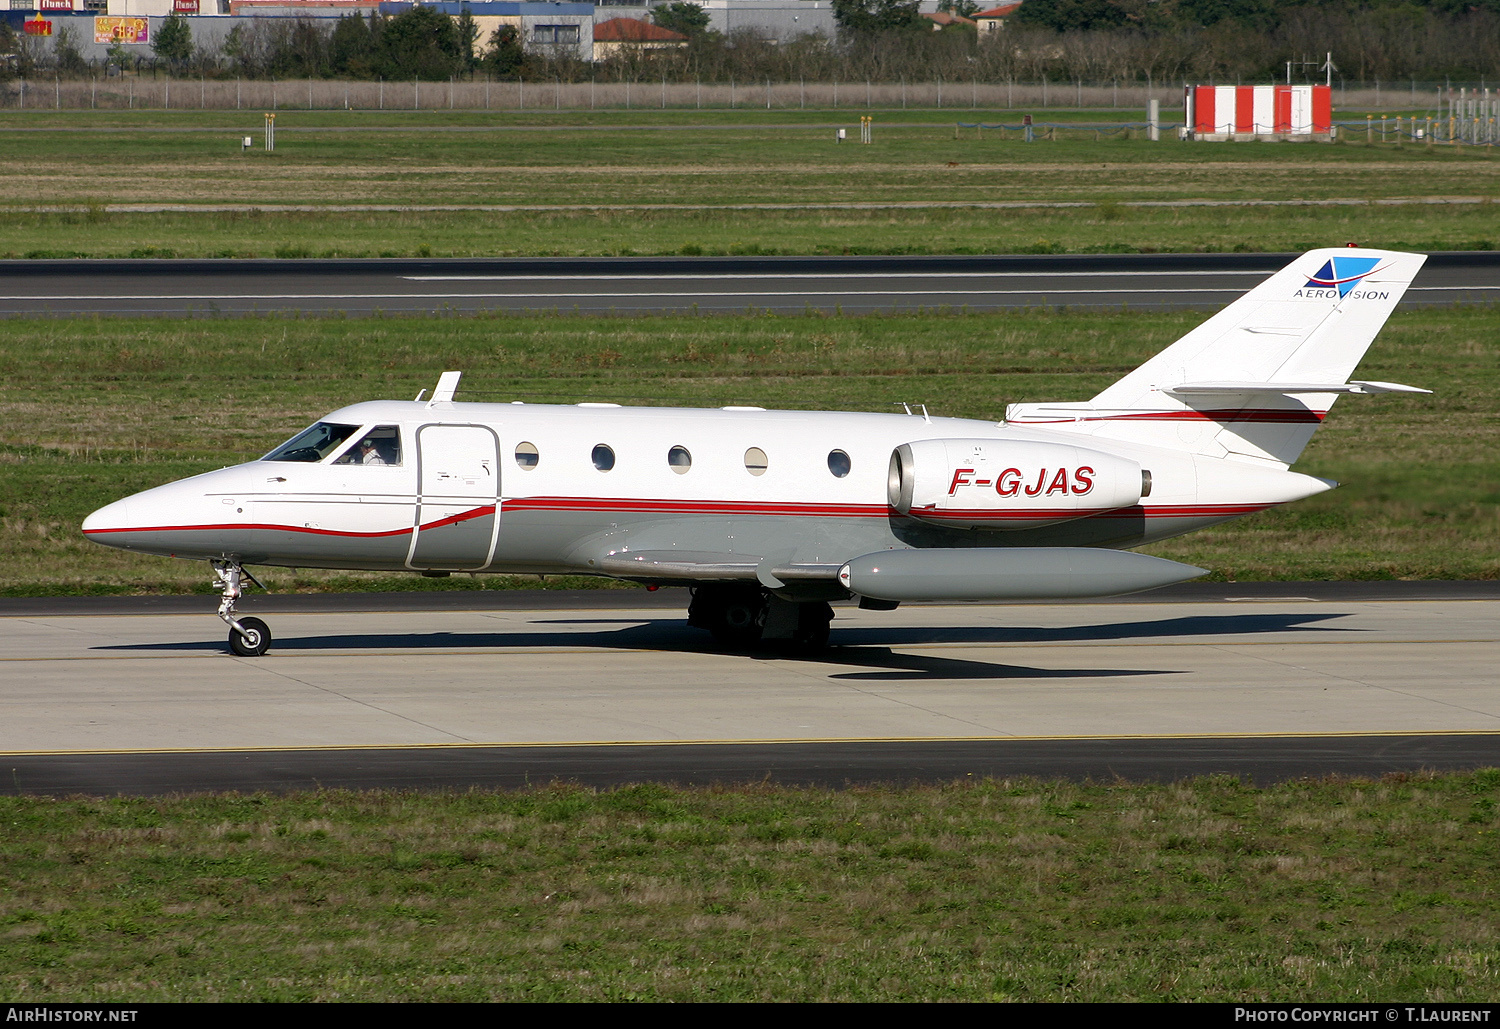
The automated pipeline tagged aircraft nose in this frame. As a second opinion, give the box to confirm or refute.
[81,496,134,540]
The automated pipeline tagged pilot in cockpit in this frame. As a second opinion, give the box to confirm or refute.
[358,438,387,466]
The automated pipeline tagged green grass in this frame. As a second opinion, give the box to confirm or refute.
[6,202,1500,260]
[0,307,1494,593]
[2,109,1499,256]
[2,772,1498,1001]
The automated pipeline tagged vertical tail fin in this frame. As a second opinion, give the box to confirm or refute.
[1006,247,1428,466]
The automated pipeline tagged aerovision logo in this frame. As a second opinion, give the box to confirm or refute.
[1293,257,1388,300]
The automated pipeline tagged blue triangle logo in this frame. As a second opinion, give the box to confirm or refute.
[1304,257,1381,297]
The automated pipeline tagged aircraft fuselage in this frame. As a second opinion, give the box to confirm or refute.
[82,398,1327,586]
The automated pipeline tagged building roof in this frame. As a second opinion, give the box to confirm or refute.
[594,18,690,43]
[974,3,1024,18]
[923,11,976,26]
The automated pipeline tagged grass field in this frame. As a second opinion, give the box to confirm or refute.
[2,772,1497,1001]
[3,109,1499,257]
[1,307,1494,595]
[8,203,1500,261]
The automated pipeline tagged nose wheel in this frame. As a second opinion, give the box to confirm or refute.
[228,616,272,657]
[212,560,272,657]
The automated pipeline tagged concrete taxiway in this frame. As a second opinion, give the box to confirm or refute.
[4,252,1499,316]
[1,593,1496,785]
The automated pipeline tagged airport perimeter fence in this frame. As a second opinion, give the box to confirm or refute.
[956,110,1500,146]
[0,77,1479,114]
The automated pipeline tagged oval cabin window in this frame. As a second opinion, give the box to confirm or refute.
[827,449,852,478]
[668,446,692,474]
[592,444,615,472]
[515,442,539,470]
[744,447,768,476]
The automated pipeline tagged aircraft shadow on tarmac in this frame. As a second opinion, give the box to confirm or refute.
[96,611,1355,684]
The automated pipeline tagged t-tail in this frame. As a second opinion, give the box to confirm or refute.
[1006,247,1430,467]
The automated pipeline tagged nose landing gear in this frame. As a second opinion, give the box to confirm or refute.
[212,559,272,657]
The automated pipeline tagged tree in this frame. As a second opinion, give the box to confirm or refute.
[0,21,18,82]
[455,6,480,72]
[377,5,463,80]
[652,2,711,37]
[830,0,925,34]
[482,24,524,75]
[1014,0,1129,32]
[107,40,133,73]
[152,14,194,67]
[937,0,980,16]
[330,12,377,77]
[53,25,89,74]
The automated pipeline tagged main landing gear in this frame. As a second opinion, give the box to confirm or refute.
[212,559,272,657]
[687,585,834,651]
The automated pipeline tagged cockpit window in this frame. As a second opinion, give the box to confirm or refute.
[336,426,402,467]
[262,422,360,463]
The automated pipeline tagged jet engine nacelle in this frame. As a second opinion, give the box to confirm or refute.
[888,438,1146,531]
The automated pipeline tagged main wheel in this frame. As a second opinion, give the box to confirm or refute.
[689,585,767,649]
[228,616,272,657]
[792,601,834,651]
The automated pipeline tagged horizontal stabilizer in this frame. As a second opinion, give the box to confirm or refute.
[1165,380,1431,396]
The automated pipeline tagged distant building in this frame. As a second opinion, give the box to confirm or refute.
[2,0,224,14]
[973,2,1021,37]
[592,16,686,59]
[229,2,380,14]
[921,10,974,31]
[377,1,594,59]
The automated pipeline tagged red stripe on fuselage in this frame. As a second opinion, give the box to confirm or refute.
[502,496,893,518]
[83,498,1271,541]
[83,505,496,539]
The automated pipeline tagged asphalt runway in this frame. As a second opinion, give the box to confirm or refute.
[2,585,1496,794]
[4,252,1499,316]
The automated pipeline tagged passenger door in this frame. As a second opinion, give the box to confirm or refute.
[408,424,500,571]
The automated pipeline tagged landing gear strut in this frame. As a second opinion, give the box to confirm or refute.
[687,585,833,651]
[212,559,272,657]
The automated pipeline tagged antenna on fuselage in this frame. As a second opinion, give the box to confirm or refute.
[428,371,463,407]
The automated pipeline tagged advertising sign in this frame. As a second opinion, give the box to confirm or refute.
[23,18,54,36]
[95,16,150,45]
[38,0,74,11]
[173,0,200,10]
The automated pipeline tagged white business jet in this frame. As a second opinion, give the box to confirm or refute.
[82,248,1429,656]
